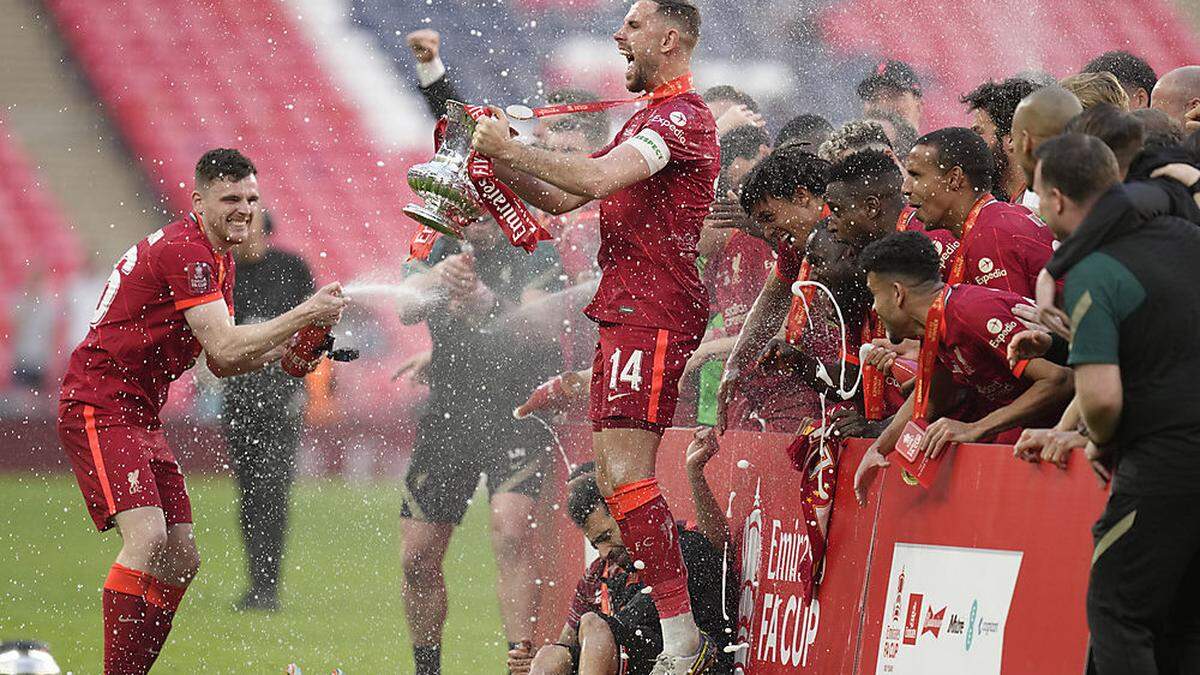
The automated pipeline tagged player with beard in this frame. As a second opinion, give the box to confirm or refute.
[960,78,1042,205]
[903,127,1055,298]
[57,149,346,673]
[850,232,1074,504]
[471,2,720,671]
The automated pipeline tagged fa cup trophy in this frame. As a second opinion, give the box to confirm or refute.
[403,100,483,238]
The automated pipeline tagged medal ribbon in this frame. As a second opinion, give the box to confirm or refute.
[409,106,552,260]
[860,207,922,418]
[912,286,950,421]
[514,73,693,119]
[944,194,994,285]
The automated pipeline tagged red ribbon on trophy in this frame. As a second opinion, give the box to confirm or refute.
[408,106,551,260]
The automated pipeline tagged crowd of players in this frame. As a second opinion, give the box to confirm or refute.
[54,0,1200,673]
[396,11,1200,673]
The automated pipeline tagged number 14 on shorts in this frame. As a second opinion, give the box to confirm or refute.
[609,348,645,395]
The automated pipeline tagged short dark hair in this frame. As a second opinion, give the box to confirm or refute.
[913,127,994,192]
[960,78,1042,139]
[544,88,610,148]
[652,0,700,47]
[828,149,903,195]
[195,148,256,187]
[1082,50,1157,97]
[739,145,830,213]
[260,210,274,235]
[776,114,834,148]
[859,231,941,285]
[703,85,759,113]
[1066,103,1145,174]
[1034,133,1121,203]
[567,475,607,528]
[720,124,770,171]
[1131,107,1183,146]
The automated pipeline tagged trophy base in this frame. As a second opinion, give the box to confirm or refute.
[403,204,463,238]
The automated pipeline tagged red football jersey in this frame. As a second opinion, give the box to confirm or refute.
[942,197,1054,298]
[60,213,235,426]
[584,92,719,336]
[898,206,959,276]
[937,283,1034,414]
[705,230,775,337]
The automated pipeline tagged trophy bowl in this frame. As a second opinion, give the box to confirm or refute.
[403,100,484,238]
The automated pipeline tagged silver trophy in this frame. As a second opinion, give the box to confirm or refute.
[403,100,484,238]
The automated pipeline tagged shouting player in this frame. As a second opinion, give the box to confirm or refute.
[57,149,346,674]
[471,1,719,671]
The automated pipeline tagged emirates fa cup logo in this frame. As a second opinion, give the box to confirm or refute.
[734,480,764,673]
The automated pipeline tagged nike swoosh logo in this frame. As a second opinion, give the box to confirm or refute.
[607,392,633,402]
[117,615,144,623]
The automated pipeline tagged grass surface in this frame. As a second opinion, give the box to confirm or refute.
[0,473,508,674]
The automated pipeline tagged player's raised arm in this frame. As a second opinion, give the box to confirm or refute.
[475,109,654,202]
[185,282,346,377]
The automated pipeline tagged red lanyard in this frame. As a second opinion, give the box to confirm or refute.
[945,195,993,285]
[507,73,693,120]
[912,286,950,420]
[896,206,918,232]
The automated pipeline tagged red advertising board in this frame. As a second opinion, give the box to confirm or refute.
[531,428,1108,675]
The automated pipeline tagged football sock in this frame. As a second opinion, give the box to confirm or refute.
[413,644,441,675]
[144,576,188,669]
[605,478,699,656]
[102,563,154,674]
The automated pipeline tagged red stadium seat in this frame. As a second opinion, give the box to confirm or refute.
[45,0,433,418]
[819,0,1200,130]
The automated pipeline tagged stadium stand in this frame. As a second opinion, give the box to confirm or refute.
[45,0,422,282]
[819,0,1200,128]
[44,0,430,422]
[0,117,83,397]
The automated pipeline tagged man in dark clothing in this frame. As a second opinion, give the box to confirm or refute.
[1034,134,1200,674]
[397,216,564,675]
[508,429,736,675]
[221,212,315,611]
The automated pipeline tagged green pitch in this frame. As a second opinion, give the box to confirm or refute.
[0,473,508,673]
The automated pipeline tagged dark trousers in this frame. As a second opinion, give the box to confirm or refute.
[1086,492,1200,674]
[222,408,301,597]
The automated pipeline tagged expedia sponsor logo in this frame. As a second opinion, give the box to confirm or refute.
[939,240,959,266]
[669,110,687,126]
[987,319,1018,349]
[974,264,1009,285]
[648,113,688,144]
[978,257,994,273]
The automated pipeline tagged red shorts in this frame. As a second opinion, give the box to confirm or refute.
[57,402,193,532]
[589,322,702,433]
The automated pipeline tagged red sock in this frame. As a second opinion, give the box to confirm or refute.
[606,479,692,619]
[103,563,154,674]
[144,576,187,668]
